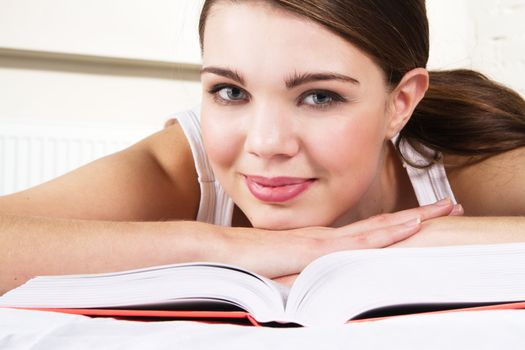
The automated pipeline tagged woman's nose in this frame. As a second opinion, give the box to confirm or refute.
[243,106,300,159]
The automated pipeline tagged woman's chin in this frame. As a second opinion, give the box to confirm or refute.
[237,200,338,230]
[249,216,330,231]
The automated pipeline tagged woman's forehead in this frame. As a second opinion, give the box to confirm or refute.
[201,1,382,84]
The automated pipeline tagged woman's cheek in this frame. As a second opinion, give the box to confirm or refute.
[311,118,386,201]
[201,116,241,170]
[310,121,374,167]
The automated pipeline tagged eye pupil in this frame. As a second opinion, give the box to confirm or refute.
[313,93,331,104]
[215,86,246,102]
[227,87,243,99]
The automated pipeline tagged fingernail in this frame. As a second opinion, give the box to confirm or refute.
[450,204,464,215]
[403,217,421,228]
[435,198,451,206]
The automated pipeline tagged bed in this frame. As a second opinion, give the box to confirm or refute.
[1,308,525,349]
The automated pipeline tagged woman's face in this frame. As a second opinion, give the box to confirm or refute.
[200,2,395,229]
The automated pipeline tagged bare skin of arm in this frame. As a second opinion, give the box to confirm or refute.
[393,147,525,247]
[0,123,459,294]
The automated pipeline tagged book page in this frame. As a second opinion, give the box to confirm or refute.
[286,243,525,326]
[0,262,288,322]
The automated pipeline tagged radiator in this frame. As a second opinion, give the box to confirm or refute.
[0,121,155,195]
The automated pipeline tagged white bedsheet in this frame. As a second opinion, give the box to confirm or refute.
[1,308,525,350]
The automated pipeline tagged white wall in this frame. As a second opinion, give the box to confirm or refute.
[1,0,524,127]
[0,55,201,126]
[0,0,204,127]
[427,0,525,96]
[0,0,203,63]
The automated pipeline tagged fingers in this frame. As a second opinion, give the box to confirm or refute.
[449,203,464,216]
[386,198,455,222]
[328,199,463,252]
[250,200,463,279]
[332,216,421,251]
[339,198,455,236]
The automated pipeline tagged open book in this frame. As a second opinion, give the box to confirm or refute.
[2,243,525,326]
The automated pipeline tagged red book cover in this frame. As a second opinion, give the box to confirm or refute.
[12,301,525,327]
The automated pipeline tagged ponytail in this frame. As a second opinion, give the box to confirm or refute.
[398,69,525,166]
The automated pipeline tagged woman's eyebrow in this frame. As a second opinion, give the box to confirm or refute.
[200,67,359,89]
[200,66,245,85]
[285,72,360,89]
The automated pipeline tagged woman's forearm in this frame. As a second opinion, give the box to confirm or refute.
[392,216,525,247]
[0,200,459,294]
[0,214,229,295]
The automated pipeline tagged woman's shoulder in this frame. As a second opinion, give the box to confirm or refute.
[444,147,525,216]
[146,120,201,211]
[0,120,201,221]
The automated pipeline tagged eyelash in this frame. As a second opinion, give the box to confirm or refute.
[207,84,347,110]
[298,89,347,110]
[207,84,248,106]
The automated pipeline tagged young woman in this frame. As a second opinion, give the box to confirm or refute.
[1,0,524,294]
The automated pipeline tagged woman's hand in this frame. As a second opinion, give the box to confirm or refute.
[223,199,462,285]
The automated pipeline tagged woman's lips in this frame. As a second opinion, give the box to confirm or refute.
[244,175,315,203]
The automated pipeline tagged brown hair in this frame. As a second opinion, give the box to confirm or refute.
[199,0,525,166]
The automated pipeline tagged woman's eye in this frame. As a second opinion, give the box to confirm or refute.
[216,86,247,101]
[301,91,345,108]
[304,92,332,105]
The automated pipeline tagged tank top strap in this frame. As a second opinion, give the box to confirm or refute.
[393,135,457,206]
[173,107,234,226]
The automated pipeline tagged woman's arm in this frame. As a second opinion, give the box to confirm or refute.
[395,147,525,247]
[0,123,207,293]
[0,124,200,221]
[445,147,525,217]
[0,201,456,294]
[392,216,525,247]
[0,215,229,294]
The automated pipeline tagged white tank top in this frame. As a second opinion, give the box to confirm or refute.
[175,107,456,226]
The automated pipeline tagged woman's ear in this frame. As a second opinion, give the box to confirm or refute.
[386,68,429,139]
